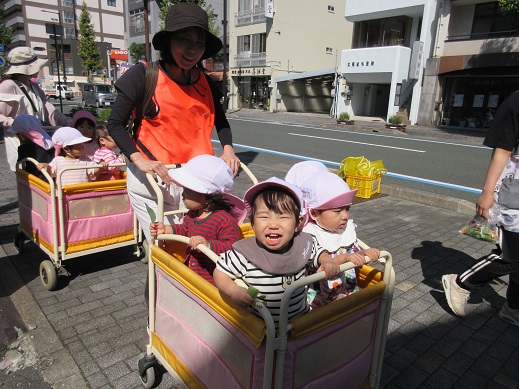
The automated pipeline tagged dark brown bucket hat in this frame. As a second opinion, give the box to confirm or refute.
[152,3,223,60]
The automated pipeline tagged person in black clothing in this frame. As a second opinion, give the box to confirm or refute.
[443,91,519,327]
[108,3,239,239]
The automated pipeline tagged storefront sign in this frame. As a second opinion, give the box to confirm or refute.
[111,50,128,60]
[346,61,375,68]
[231,67,268,76]
[266,0,274,17]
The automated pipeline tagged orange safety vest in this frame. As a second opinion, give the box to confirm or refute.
[135,68,215,164]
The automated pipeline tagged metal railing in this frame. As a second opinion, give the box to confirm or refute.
[235,52,266,67]
[235,7,266,26]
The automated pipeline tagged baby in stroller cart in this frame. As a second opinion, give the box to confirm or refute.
[8,114,55,179]
[214,177,379,327]
[150,154,246,284]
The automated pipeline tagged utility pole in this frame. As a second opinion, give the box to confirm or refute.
[222,0,228,111]
[143,0,151,62]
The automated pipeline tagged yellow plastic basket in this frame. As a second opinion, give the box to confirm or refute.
[345,173,382,199]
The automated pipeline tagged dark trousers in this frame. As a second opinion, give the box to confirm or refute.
[460,229,519,308]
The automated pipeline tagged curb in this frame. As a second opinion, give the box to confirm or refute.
[380,183,475,216]
[0,245,88,389]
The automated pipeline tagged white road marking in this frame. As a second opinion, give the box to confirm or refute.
[288,133,425,153]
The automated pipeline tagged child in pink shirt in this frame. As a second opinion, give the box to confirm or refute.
[93,124,125,180]
[39,127,108,186]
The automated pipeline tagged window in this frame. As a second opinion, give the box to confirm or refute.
[107,0,116,6]
[64,11,74,24]
[237,35,251,54]
[63,0,74,6]
[353,16,412,48]
[130,10,145,33]
[65,28,75,39]
[471,2,516,38]
[326,47,333,54]
[328,5,335,13]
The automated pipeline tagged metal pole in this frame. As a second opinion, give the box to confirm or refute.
[53,25,63,112]
[58,10,66,92]
[222,0,228,111]
[144,0,151,62]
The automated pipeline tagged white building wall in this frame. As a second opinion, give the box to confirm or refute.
[342,0,440,124]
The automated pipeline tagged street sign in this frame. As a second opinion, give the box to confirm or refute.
[0,44,4,53]
[45,23,64,36]
[0,56,5,68]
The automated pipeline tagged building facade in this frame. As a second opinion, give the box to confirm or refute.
[228,0,353,113]
[1,0,127,92]
[420,0,519,127]
[336,0,440,124]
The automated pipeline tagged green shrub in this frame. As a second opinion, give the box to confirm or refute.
[98,107,112,123]
[339,112,350,121]
[68,105,98,119]
[388,115,403,125]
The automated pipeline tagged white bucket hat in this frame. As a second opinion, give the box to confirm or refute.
[168,154,247,223]
[285,160,329,188]
[5,47,48,76]
[302,172,357,212]
[52,127,91,157]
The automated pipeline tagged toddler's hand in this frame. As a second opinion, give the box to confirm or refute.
[189,235,209,250]
[37,163,48,172]
[346,252,366,266]
[229,285,255,308]
[361,248,380,262]
[318,260,341,279]
[150,221,166,237]
[100,161,109,170]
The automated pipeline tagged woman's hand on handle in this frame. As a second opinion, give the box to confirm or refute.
[130,152,172,185]
[220,145,240,176]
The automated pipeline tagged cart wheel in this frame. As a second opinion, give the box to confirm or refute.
[40,260,58,291]
[139,240,149,264]
[14,233,25,254]
[140,366,156,388]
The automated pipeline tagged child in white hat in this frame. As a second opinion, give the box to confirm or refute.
[214,177,367,327]
[39,127,108,186]
[150,154,246,285]
[301,172,380,305]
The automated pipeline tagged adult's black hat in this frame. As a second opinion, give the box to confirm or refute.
[152,3,223,60]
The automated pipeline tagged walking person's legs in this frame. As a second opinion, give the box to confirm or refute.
[443,228,519,324]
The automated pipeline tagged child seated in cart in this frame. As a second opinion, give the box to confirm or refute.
[214,177,375,326]
[38,127,108,186]
[71,110,98,160]
[93,123,125,181]
[9,114,55,179]
[301,171,380,306]
[150,154,246,285]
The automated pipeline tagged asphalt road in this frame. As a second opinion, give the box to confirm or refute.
[227,117,489,204]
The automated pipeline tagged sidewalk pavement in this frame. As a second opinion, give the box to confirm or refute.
[1,111,518,389]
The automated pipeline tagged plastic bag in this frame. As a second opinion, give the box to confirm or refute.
[460,215,499,242]
[338,156,387,178]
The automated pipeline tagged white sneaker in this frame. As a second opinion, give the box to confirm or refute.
[442,274,471,317]
[498,302,519,327]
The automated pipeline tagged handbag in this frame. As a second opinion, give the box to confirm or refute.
[498,144,519,209]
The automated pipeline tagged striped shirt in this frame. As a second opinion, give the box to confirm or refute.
[167,209,240,285]
[93,147,126,181]
[216,235,326,326]
[48,156,96,186]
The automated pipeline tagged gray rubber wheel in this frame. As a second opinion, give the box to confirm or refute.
[40,260,58,291]
[140,366,155,388]
[14,233,24,254]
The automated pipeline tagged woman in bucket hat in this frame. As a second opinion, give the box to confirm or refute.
[108,2,240,239]
[0,46,72,171]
